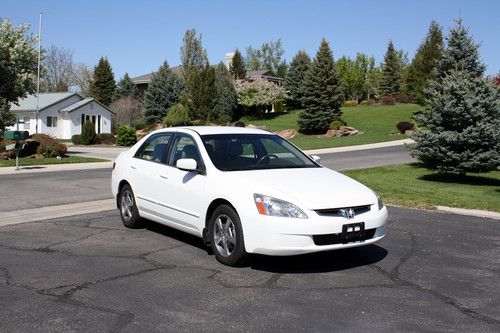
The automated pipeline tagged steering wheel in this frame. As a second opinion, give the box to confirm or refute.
[256,154,278,165]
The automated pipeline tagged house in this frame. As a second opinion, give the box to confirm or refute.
[132,66,184,95]
[7,92,115,139]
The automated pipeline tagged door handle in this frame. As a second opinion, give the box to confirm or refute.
[130,166,136,170]
[160,174,168,179]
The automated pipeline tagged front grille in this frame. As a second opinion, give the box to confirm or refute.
[314,205,371,217]
[313,228,376,246]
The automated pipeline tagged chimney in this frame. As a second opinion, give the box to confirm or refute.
[225,52,235,70]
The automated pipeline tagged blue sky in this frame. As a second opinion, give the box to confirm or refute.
[2,0,499,79]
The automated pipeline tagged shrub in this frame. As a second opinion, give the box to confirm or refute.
[233,121,245,127]
[97,133,116,145]
[81,122,98,145]
[396,121,415,134]
[330,119,346,130]
[343,99,358,107]
[394,93,412,103]
[135,119,147,130]
[71,134,81,145]
[274,100,285,113]
[163,103,191,127]
[360,99,377,106]
[116,125,137,146]
[380,96,396,105]
[0,139,15,152]
[32,134,67,157]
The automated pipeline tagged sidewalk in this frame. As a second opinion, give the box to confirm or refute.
[305,139,414,155]
[0,161,113,175]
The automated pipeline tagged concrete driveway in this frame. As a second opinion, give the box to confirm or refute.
[1,207,498,332]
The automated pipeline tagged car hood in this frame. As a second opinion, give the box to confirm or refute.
[228,167,377,210]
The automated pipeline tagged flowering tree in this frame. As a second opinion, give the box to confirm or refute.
[233,78,286,115]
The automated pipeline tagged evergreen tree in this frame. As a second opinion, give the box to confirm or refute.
[379,41,401,96]
[180,28,208,83]
[113,73,140,101]
[406,21,444,104]
[229,49,246,80]
[188,65,217,121]
[89,57,116,106]
[214,62,238,122]
[143,61,184,124]
[411,20,500,175]
[285,50,311,108]
[297,39,343,134]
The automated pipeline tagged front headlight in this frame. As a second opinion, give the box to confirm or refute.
[253,194,308,219]
[377,194,384,210]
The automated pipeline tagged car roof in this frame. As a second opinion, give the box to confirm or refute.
[156,126,272,136]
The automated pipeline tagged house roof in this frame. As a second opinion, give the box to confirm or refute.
[10,92,80,112]
[132,65,183,84]
[247,70,284,81]
[60,97,116,115]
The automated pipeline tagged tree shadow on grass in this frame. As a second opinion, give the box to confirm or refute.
[419,172,500,186]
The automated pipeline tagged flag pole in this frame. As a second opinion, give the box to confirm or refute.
[35,11,42,134]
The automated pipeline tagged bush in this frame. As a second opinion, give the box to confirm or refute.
[0,139,15,152]
[274,100,285,113]
[163,103,191,127]
[394,93,412,103]
[343,99,359,107]
[97,133,116,145]
[81,122,98,145]
[135,119,147,130]
[32,134,67,157]
[116,125,137,146]
[71,134,81,145]
[360,99,377,106]
[330,119,346,130]
[380,96,396,105]
[396,121,415,134]
[233,121,245,127]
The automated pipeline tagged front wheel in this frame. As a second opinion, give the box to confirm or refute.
[209,205,248,266]
[119,184,143,228]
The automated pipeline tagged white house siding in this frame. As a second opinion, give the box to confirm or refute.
[67,101,112,139]
[38,95,83,138]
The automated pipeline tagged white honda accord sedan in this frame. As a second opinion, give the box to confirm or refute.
[111,126,387,266]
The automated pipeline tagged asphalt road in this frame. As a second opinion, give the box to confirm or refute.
[2,145,413,212]
[0,206,498,332]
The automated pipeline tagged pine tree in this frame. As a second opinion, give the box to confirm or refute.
[214,62,238,122]
[229,49,246,80]
[89,57,116,106]
[379,41,401,96]
[297,39,343,134]
[285,50,311,108]
[143,61,184,124]
[113,73,140,101]
[410,20,500,175]
[406,21,443,104]
[189,65,217,122]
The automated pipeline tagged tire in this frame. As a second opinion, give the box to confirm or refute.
[119,184,143,228]
[209,204,248,266]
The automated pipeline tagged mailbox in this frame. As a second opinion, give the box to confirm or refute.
[4,130,29,141]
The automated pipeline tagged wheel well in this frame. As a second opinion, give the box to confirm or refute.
[116,180,130,208]
[205,199,236,228]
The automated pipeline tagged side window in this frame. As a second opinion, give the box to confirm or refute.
[168,135,201,166]
[136,134,172,163]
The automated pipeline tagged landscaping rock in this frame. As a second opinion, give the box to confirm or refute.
[247,124,267,130]
[325,126,359,138]
[325,129,336,138]
[404,130,415,135]
[277,129,296,139]
[27,153,44,159]
[0,151,15,159]
[135,129,148,136]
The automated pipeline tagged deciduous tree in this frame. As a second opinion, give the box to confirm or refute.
[41,45,76,92]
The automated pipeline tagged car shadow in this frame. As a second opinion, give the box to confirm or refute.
[248,245,388,273]
[142,219,388,273]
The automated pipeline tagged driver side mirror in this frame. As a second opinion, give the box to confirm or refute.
[310,155,321,163]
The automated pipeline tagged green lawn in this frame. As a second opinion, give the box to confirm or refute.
[240,103,421,149]
[0,156,107,167]
[342,164,500,212]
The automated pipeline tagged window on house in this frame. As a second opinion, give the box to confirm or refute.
[47,116,57,127]
[24,116,30,130]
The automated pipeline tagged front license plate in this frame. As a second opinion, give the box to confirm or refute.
[341,222,365,241]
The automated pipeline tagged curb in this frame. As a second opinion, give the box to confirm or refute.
[435,206,500,220]
[304,139,413,155]
[0,161,113,175]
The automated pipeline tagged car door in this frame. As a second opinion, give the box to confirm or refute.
[129,133,173,219]
[161,133,208,233]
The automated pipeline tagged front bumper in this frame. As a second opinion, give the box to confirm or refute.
[244,206,388,255]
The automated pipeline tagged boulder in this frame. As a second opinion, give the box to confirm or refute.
[247,124,267,130]
[27,153,44,159]
[0,151,15,159]
[404,129,415,135]
[277,129,296,139]
[325,129,336,138]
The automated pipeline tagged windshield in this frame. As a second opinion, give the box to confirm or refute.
[201,134,319,171]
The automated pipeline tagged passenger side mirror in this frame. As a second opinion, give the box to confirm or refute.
[310,155,321,163]
[176,158,198,172]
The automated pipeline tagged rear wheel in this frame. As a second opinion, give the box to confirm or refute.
[209,205,248,266]
[119,184,143,228]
